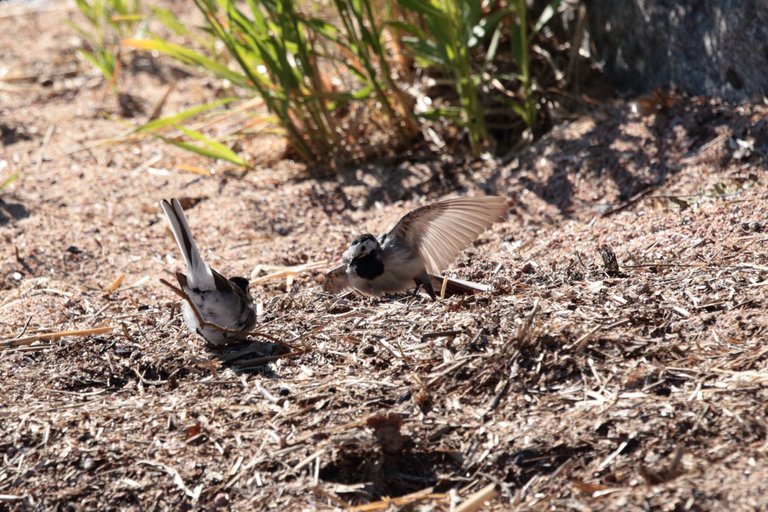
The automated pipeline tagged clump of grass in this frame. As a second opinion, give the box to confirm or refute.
[71,0,144,92]
[120,0,564,168]
[127,0,419,166]
[507,0,561,134]
[395,0,561,153]
[394,0,495,154]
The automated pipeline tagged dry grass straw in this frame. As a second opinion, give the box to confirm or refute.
[1,326,115,348]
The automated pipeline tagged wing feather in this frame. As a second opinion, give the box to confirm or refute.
[323,264,351,293]
[385,196,507,273]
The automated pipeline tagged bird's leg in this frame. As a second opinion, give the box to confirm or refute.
[415,275,437,301]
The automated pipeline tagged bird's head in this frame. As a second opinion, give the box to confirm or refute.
[348,233,380,260]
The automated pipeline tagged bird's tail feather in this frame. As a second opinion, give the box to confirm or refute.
[429,274,492,297]
[160,198,215,290]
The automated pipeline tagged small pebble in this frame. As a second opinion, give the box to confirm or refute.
[273,224,291,236]
[213,493,230,508]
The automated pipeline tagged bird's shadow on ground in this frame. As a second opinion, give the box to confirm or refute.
[208,339,293,376]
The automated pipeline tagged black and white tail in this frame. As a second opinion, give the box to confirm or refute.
[160,198,215,291]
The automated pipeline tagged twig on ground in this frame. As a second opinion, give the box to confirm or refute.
[516,299,540,346]
[13,316,32,339]
[250,261,329,285]
[34,124,55,173]
[137,460,202,501]
[346,487,444,512]
[421,329,462,342]
[455,482,500,512]
[1,326,114,348]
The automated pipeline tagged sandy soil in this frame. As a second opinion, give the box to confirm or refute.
[2,2,768,511]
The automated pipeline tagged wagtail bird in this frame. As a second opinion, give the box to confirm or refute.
[160,198,256,345]
[324,196,507,299]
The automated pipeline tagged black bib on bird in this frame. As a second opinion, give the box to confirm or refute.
[351,252,384,280]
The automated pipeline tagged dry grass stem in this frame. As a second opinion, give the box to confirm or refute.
[1,326,115,348]
[455,483,501,512]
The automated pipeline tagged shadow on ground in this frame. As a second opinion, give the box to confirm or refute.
[486,97,764,216]
[0,198,29,225]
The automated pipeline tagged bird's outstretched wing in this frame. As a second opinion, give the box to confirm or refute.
[385,196,507,274]
[323,264,351,293]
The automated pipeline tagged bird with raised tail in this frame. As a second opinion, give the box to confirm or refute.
[160,198,256,345]
[323,196,507,300]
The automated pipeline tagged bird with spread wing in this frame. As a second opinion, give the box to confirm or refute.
[324,196,507,299]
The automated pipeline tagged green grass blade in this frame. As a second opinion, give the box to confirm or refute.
[78,48,115,81]
[484,20,504,70]
[151,6,190,36]
[131,98,238,135]
[396,0,447,20]
[533,0,562,33]
[158,125,246,166]
[158,136,246,166]
[0,172,19,190]
[418,106,462,120]
[122,38,250,87]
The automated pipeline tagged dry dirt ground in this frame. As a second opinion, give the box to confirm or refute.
[2,3,768,512]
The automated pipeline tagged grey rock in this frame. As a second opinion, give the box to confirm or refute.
[585,0,768,101]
